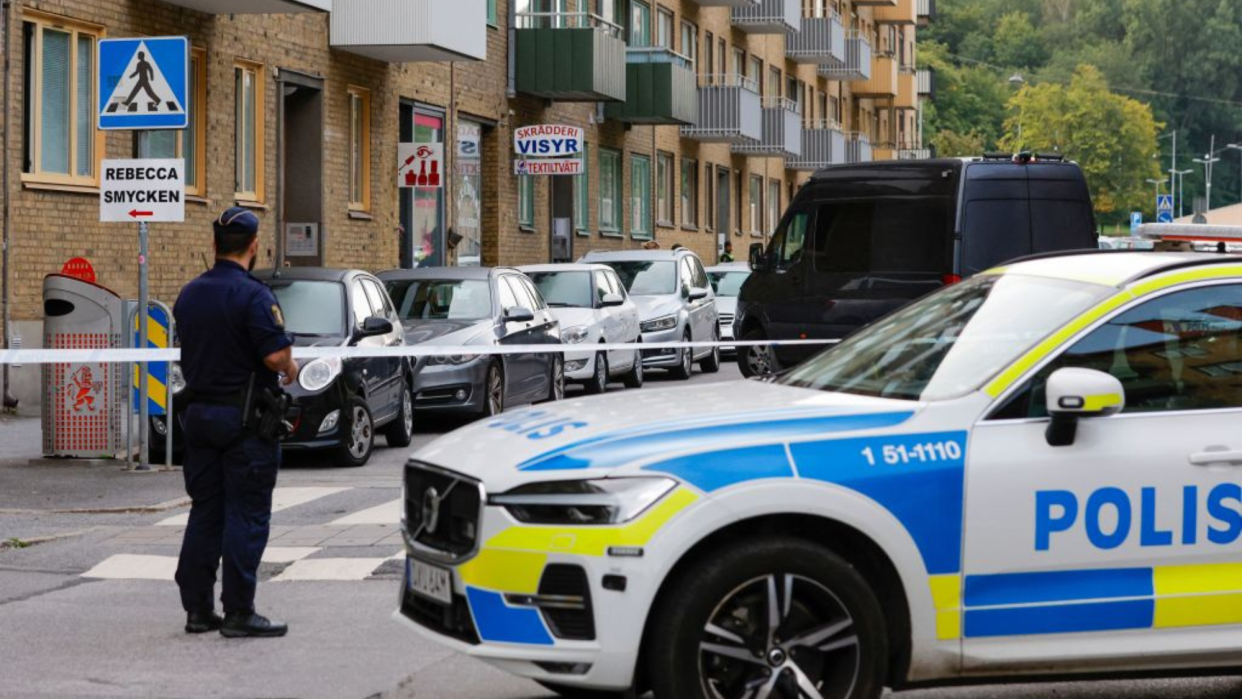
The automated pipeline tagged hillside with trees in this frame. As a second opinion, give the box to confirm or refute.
[921,0,1242,226]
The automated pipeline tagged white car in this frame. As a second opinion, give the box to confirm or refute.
[705,262,751,354]
[395,252,1242,699]
[521,264,644,394]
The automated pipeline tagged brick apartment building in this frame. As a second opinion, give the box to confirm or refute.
[0,0,932,407]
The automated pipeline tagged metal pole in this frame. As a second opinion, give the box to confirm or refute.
[1,0,17,412]
[1208,135,1215,211]
[1170,131,1177,216]
[136,222,151,471]
[165,311,173,468]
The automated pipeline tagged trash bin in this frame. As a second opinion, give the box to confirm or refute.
[41,275,126,458]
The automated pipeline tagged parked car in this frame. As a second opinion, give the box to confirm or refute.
[705,262,751,355]
[378,267,564,418]
[735,153,1099,377]
[153,267,414,468]
[579,248,720,380]
[521,264,644,394]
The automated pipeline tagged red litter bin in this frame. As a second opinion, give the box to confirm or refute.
[41,275,126,458]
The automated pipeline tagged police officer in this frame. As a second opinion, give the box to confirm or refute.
[173,207,298,638]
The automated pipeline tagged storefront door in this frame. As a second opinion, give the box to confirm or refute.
[400,103,446,268]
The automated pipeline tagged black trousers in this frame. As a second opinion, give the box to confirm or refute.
[175,403,279,616]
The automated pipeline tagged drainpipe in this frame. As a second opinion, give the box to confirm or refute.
[506,0,516,99]
[275,70,285,271]
[2,0,18,411]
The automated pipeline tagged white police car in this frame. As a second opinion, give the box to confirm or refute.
[396,252,1242,699]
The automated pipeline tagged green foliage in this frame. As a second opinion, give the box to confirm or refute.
[993,12,1049,69]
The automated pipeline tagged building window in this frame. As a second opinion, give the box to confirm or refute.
[748,174,763,236]
[681,158,697,228]
[750,56,764,92]
[599,148,621,233]
[575,146,590,233]
[348,86,371,212]
[704,32,714,76]
[133,50,207,197]
[487,0,498,25]
[631,154,652,239]
[656,152,673,226]
[681,21,698,66]
[630,0,651,47]
[767,179,781,235]
[234,60,265,202]
[21,13,102,186]
[731,48,745,77]
[704,163,714,231]
[657,8,674,49]
[456,120,484,264]
[518,174,535,227]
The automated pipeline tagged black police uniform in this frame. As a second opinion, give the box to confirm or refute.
[173,251,292,621]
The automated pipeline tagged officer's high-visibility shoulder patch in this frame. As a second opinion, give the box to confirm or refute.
[272,305,285,328]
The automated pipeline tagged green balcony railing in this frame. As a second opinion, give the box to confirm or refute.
[605,48,698,125]
[515,12,627,102]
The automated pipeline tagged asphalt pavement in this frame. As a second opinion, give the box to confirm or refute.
[1,363,1240,699]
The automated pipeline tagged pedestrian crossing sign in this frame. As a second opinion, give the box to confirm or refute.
[98,37,189,131]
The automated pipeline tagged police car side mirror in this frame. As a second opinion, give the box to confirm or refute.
[1044,368,1125,447]
[354,316,394,342]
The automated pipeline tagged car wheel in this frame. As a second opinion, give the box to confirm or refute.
[535,681,634,699]
[622,342,644,389]
[382,383,414,448]
[541,354,565,402]
[332,397,374,468]
[739,328,780,379]
[482,362,505,417]
[700,328,722,374]
[669,330,693,381]
[648,537,887,699]
[585,351,608,395]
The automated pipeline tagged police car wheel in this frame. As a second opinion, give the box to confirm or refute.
[332,397,374,468]
[585,352,608,395]
[670,331,694,380]
[382,384,414,448]
[648,537,886,699]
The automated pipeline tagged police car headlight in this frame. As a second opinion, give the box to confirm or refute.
[429,353,481,366]
[640,315,678,333]
[169,362,186,396]
[563,326,590,344]
[490,478,677,525]
[298,357,342,392]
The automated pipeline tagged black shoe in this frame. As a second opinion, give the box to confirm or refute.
[220,612,288,638]
[185,610,224,634]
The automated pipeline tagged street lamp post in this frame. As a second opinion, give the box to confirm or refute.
[1172,168,1193,218]
[1158,130,1177,214]
[1146,177,1169,216]
[1008,73,1025,147]
[1227,143,1242,206]
[1193,135,1221,214]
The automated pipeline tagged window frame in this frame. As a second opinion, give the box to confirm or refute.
[20,11,105,189]
[704,162,714,231]
[347,85,372,212]
[233,58,266,204]
[656,7,674,50]
[631,153,652,240]
[656,151,674,227]
[680,20,698,68]
[680,157,698,228]
[575,144,590,235]
[767,178,781,235]
[599,148,622,235]
[630,0,651,47]
[748,174,763,237]
[518,172,535,228]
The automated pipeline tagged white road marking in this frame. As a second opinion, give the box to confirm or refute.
[271,558,389,582]
[156,486,350,526]
[261,547,321,564]
[328,498,402,526]
[83,554,178,581]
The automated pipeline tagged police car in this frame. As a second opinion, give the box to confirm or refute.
[396,251,1242,699]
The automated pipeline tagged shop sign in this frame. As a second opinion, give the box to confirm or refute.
[514,124,584,157]
[515,158,584,176]
[399,143,444,189]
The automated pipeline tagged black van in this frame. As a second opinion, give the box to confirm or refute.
[734,154,1097,377]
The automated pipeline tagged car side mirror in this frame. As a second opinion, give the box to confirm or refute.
[601,293,624,307]
[504,306,535,323]
[749,243,768,272]
[688,287,709,301]
[1044,368,1125,447]
[354,316,394,342]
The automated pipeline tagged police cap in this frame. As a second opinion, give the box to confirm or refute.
[214,207,261,237]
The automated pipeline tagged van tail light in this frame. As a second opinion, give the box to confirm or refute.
[942,274,963,286]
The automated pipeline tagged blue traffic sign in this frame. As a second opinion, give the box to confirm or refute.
[1156,194,1174,223]
[98,37,188,130]
[1130,212,1142,233]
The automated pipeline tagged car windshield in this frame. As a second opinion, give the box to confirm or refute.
[778,274,1114,401]
[385,279,493,321]
[527,272,592,308]
[708,271,750,298]
[604,261,677,296]
[268,281,346,336]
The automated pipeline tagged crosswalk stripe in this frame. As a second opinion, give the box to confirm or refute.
[271,558,390,582]
[262,547,321,564]
[82,551,399,581]
[328,498,402,526]
[83,554,177,581]
[156,486,351,526]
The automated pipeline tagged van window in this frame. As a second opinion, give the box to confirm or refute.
[811,200,950,274]
[961,199,1031,274]
[768,210,811,269]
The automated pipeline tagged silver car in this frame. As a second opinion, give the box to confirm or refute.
[705,262,751,355]
[579,248,721,380]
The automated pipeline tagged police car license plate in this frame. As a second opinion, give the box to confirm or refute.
[409,560,452,605]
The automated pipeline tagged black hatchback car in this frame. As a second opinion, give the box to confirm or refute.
[735,154,1098,376]
[154,268,413,467]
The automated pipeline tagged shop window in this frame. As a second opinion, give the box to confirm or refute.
[456,120,484,264]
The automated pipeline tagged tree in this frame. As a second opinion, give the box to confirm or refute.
[993,12,1050,69]
[920,41,1010,152]
[999,66,1162,221]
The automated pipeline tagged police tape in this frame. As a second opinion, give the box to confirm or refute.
[0,338,841,366]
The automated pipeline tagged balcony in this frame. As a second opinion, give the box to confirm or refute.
[787,120,846,171]
[847,133,872,163]
[918,68,936,100]
[899,147,935,160]
[917,0,936,24]
[330,0,485,62]
[732,0,798,34]
[786,12,845,65]
[854,52,897,98]
[160,0,328,12]
[875,0,916,24]
[732,96,802,157]
[818,32,871,81]
[680,74,762,145]
[514,13,626,102]
[604,48,698,125]
[895,68,918,109]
